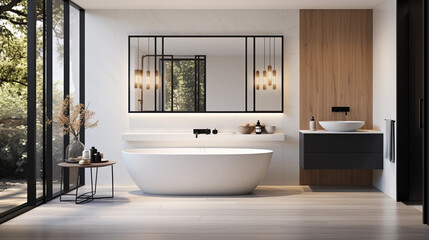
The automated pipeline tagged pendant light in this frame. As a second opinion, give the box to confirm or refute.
[255,71,260,90]
[263,70,267,90]
[145,39,151,90]
[272,69,277,90]
[155,70,160,90]
[267,38,273,86]
[135,70,143,89]
[262,38,267,90]
[272,38,277,90]
[134,39,143,89]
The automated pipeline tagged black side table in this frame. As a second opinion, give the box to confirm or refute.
[58,161,115,204]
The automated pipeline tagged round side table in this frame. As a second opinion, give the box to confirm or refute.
[58,161,115,204]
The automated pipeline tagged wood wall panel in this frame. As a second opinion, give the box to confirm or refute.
[299,10,373,186]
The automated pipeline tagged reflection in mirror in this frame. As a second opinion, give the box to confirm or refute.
[163,56,206,112]
[255,37,282,111]
[128,36,283,113]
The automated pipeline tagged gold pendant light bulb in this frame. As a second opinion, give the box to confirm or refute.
[146,70,151,90]
[255,71,260,90]
[272,69,277,90]
[155,70,160,90]
[263,70,267,90]
[134,69,143,89]
[267,65,273,86]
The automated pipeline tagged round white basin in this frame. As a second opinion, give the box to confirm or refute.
[319,121,365,132]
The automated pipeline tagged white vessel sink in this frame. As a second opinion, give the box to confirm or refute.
[319,121,365,132]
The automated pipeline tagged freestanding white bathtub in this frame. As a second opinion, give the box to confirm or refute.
[122,148,273,195]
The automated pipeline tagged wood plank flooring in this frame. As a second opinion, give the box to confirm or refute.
[0,186,428,240]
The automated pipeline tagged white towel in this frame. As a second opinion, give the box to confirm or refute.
[385,119,395,162]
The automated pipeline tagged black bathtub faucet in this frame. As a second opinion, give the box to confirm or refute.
[193,128,211,138]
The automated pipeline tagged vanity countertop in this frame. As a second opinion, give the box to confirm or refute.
[122,132,285,142]
[299,130,382,134]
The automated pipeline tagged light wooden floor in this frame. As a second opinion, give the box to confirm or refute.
[0,186,428,240]
[0,181,43,213]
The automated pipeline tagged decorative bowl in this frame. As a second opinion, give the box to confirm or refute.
[237,125,255,134]
[265,126,276,134]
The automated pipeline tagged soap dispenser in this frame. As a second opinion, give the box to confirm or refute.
[310,116,316,131]
[255,120,262,134]
[82,148,90,160]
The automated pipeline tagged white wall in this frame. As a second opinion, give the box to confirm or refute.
[206,56,245,111]
[373,0,397,200]
[85,9,300,186]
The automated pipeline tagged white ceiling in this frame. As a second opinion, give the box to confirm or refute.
[73,0,387,10]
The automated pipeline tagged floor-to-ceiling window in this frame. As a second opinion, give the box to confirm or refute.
[51,0,65,194]
[0,0,85,223]
[35,0,44,200]
[0,0,30,214]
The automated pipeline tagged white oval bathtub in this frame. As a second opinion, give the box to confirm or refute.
[122,148,273,195]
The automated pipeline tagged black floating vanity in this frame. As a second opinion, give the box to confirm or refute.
[299,130,383,169]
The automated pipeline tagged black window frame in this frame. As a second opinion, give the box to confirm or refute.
[0,0,85,224]
[128,35,284,113]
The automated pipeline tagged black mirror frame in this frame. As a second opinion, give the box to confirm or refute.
[128,35,284,113]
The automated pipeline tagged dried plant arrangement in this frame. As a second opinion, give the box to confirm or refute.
[50,95,98,138]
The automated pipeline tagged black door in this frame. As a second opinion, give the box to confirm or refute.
[397,0,424,206]
[424,0,429,225]
[408,0,424,204]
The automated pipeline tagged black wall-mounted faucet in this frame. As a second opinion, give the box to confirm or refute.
[332,106,350,116]
[193,128,211,138]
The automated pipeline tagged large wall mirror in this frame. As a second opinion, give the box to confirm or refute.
[128,36,283,113]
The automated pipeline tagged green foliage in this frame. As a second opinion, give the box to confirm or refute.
[164,59,206,112]
[0,0,27,178]
[0,0,65,179]
[0,1,27,86]
[0,82,27,177]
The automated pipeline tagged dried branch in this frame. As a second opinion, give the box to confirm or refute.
[50,95,98,137]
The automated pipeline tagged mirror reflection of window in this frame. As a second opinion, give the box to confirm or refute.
[163,57,206,112]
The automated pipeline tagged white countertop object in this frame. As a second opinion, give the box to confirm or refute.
[122,132,285,142]
[299,130,382,134]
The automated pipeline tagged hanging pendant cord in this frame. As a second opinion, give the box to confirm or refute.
[137,38,140,67]
[147,39,150,69]
[264,38,266,68]
[269,38,271,66]
[274,39,276,69]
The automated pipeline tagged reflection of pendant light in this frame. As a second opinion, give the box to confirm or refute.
[267,38,273,86]
[262,38,267,90]
[272,70,277,90]
[255,71,260,90]
[134,39,143,89]
[135,70,142,89]
[263,70,267,90]
[146,70,150,90]
[155,70,160,90]
[145,39,151,90]
[272,39,277,90]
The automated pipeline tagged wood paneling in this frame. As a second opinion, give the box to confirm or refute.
[299,10,373,186]
[300,168,373,186]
